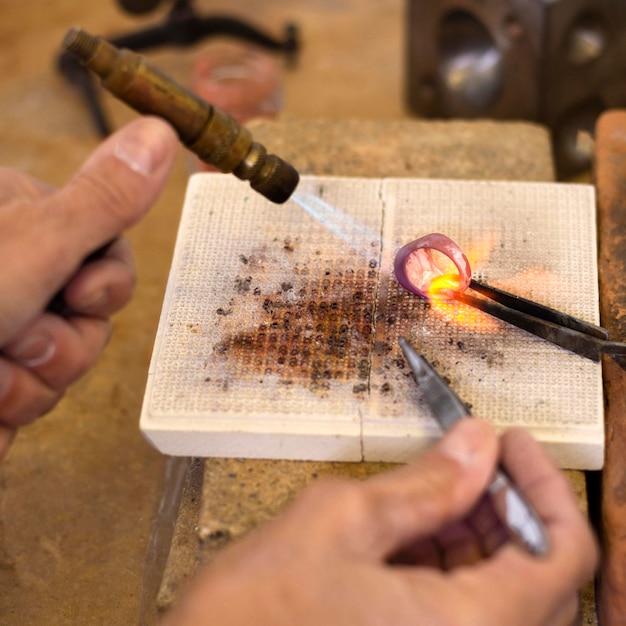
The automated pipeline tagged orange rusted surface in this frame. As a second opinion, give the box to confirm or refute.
[595,110,626,625]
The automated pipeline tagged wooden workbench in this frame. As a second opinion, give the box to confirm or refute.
[595,110,626,626]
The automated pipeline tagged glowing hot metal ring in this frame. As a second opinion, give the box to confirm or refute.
[394,233,471,299]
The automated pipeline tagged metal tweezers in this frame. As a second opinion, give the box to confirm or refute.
[398,336,549,556]
[454,279,626,362]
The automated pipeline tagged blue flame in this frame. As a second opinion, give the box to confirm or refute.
[290,190,378,248]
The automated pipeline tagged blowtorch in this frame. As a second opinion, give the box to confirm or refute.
[62,26,299,204]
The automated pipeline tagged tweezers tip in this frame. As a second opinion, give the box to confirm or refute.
[398,336,412,357]
[398,336,429,377]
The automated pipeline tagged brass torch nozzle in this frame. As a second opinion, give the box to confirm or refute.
[63,27,299,204]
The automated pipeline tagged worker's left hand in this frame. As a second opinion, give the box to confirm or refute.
[0,117,177,458]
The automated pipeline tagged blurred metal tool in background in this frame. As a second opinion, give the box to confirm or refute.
[406,0,626,177]
[58,0,299,137]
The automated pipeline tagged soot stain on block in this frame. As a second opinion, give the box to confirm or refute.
[208,238,381,397]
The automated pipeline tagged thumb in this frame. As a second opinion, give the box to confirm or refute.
[278,419,499,562]
[49,116,178,256]
[0,117,178,341]
[348,419,499,559]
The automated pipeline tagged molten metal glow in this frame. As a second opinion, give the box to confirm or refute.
[419,232,499,332]
[427,273,462,300]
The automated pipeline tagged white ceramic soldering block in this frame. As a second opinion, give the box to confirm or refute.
[140,174,604,469]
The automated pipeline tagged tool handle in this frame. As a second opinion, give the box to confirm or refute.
[488,467,549,556]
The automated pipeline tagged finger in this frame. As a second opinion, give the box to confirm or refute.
[445,430,598,625]
[388,537,442,568]
[435,520,484,569]
[465,493,510,557]
[55,116,178,250]
[393,494,508,569]
[283,419,499,561]
[1,313,111,391]
[355,418,499,558]
[444,553,584,626]
[0,167,52,204]
[390,519,486,570]
[0,356,62,427]
[542,593,580,626]
[500,428,598,584]
[60,237,136,317]
[501,429,589,520]
[0,117,177,341]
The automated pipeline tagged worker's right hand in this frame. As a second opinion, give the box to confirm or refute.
[164,419,598,626]
[0,116,178,459]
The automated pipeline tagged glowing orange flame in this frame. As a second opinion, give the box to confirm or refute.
[464,232,496,270]
[427,273,461,300]
[425,233,500,332]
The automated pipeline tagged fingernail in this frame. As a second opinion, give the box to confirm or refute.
[5,332,56,367]
[75,289,108,312]
[438,420,486,467]
[114,119,174,177]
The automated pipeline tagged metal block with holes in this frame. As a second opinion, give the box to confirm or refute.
[406,0,626,177]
